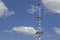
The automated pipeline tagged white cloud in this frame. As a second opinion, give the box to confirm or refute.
[12,26,36,35]
[42,0,60,13]
[53,27,60,35]
[27,5,38,14]
[4,26,37,35]
[4,26,44,37]
[0,0,15,17]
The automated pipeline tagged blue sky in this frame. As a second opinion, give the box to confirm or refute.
[0,0,60,40]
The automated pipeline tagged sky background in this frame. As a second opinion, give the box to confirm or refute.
[0,0,60,40]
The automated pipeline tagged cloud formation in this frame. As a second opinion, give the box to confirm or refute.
[53,27,60,35]
[0,0,14,17]
[27,5,38,14]
[12,26,36,35]
[42,0,60,13]
[5,26,37,35]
